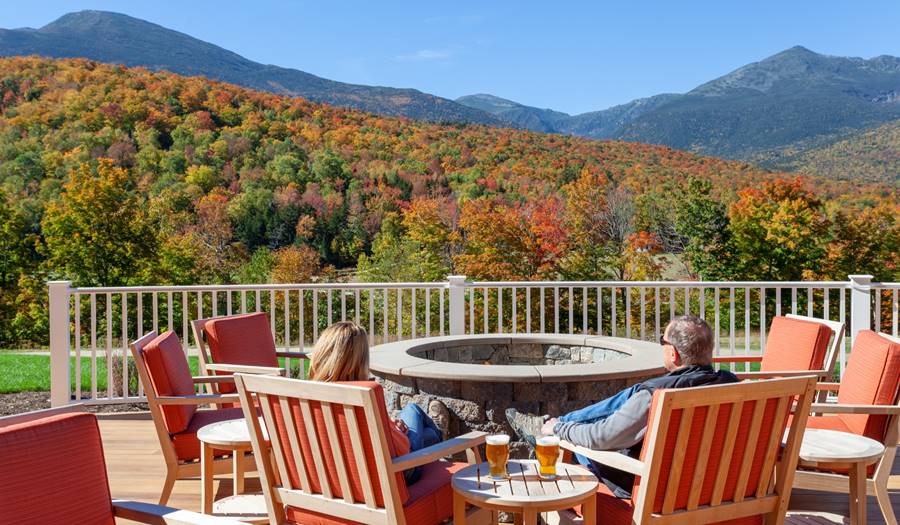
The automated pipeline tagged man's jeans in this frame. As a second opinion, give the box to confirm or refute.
[558,384,640,469]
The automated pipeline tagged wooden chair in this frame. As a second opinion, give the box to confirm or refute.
[714,314,845,380]
[0,406,243,524]
[554,376,817,525]
[793,330,900,525]
[192,313,309,396]
[233,373,493,525]
[131,330,258,505]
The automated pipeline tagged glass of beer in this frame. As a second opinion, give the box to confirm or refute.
[485,434,510,480]
[536,435,560,480]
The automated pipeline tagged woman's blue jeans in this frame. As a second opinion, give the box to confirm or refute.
[398,403,442,485]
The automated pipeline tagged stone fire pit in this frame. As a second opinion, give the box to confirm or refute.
[370,334,664,458]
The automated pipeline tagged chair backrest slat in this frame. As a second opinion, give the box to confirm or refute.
[756,396,790,498]
[732,399,768,503]
[275,396,312,493]
[343,404,377,509]
[661,406,694,514]
[633,377,816,525]
[686,404,720,510]
[298,398,334,500]
[709,400,743,507]
[321,401,355,504]
[257,393,294,490]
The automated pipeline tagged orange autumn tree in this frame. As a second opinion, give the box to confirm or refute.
[454,198,545,280]
[727,178,830,280]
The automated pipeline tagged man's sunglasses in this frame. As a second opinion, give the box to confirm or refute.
[659,336,675,348]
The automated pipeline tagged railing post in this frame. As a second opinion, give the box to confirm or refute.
[48,281,72,407]
[848,274,873,342]
[447,275,468,336]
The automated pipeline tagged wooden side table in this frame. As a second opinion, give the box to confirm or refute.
[795,428,885,525]
[451,459,598,525]
[197,418,268,523]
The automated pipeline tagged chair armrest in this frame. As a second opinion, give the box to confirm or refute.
[737,371,824,379]
[559,440,646,476]
[113,499,246,524]
[205,363,285,375]
[815,382,841,392]
[712,355,763,363]
[391,431,487,472]
[809,403,900,415]
[156,394,241,406]
[275,351,310,359]
[191,375,236,385]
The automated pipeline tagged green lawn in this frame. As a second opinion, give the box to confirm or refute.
[0,353,308,394]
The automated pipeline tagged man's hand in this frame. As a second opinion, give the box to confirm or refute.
[541,417,559,436]
[392,418,408,434]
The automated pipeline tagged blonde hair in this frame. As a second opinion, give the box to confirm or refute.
[307,321,370,382]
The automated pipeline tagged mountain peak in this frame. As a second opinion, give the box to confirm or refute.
[41,10,153,33]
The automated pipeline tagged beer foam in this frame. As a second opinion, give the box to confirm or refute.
[486,434,510,445]
[537,435,559,446]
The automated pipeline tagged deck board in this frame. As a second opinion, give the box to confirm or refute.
[98,414,898,525]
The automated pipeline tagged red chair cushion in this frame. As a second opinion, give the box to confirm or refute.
[760,316,833,372]
[575,482,761,525]
[285,461,467,525]
[0,413,115,525]
[836,330,900,440]
[204,313,279,393]
[171,407,246,461]
[142,331,197,434]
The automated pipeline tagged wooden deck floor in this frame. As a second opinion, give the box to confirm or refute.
[98,413,899,525]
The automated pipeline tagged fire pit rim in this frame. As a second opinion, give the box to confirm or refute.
[370,334,665,383]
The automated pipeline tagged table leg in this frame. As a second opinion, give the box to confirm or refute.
[490,510,499,525]
[514,513,523,525]
[233,451,245,496]
[201,442,214,514]
[453,492,466,525]
[849,462,866,525]
[523,509,538,525]
[582,493,597,525]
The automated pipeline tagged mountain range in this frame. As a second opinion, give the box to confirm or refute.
[2,10,900,172]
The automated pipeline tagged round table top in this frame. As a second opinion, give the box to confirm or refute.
[197,417,268,448]
[212,493,268,524]
[452,460,598,509]
[796,428,885,465]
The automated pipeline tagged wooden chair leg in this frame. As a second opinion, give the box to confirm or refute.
[233,452,245,495]
[849,463,866,525]
[875,484,897,525]
[159,468,177,505]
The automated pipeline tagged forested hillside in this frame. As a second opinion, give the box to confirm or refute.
[0,57,897,346]
[785,119,900,184]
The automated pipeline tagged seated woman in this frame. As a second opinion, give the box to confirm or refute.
[307,321,443,485]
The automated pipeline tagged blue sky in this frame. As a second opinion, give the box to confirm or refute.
[4,1,900,114]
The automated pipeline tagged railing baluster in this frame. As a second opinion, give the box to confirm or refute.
[759,288,766,351]
[874,289,882,332]
[553,287,560,334]
[611,287,617,337]
[482,287,489,334]
[582,286,588,334]
[90,293,97,400]
[411,288,417,338]
[241,290,247,314]
[106,292,112,399]
[497,287,503,334]
[121,293,128,398]
[654,287,660,341]
[341,289,347,322]
[597,287,603,336]
[639,287,646,341]
[299,290,305,351]
[74,294,81,400]
[567,286,574,335]
[625,286,631,339]
[699,287,705,320]
[181,291,188,354]
[328,289,334,326]
[469,287,475,335]
[714,288,721,357]
[512,287,518,334]
[744,287,751,355]
[775,287,782,317]
[226,289,232,315]
[684,286,690,316]
[284,289,291,354]
[382,289,388,343]
[425,288,430,336]
[539,287,545,333]
[439,287,444,336]
[729,288,736,360]
[314,290,320,342]
[791,287,798,314]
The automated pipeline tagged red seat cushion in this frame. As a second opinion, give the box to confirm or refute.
[204,313,279,394]
[575,482,761,525]
[142,331,197,434]
[285,461,467,525]
[835,330,900,441]
[0,413,115,525]
[760,316,833,372]
[171,407,246,461]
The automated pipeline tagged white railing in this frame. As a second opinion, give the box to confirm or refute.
[48,274,898,406]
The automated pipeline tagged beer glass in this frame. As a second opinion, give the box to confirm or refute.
[535,435,560,479]
[485,434,510,480]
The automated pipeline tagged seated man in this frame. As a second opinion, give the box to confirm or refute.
[506,315,738,498]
